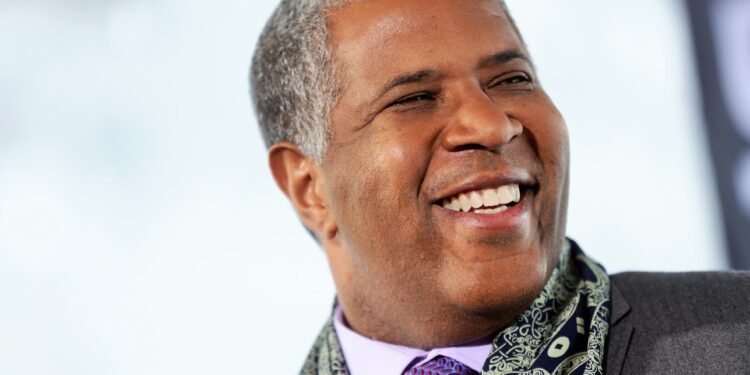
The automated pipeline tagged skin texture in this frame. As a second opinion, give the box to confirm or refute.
[269,0,570,349]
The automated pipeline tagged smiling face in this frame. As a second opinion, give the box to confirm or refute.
[316,0,569,347]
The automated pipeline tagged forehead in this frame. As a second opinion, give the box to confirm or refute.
[327,0,522,82]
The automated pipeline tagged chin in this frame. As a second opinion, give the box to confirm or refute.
[439,243,553,319]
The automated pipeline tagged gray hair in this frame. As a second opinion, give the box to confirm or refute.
[250,0,346,162]
[250,0,523,162]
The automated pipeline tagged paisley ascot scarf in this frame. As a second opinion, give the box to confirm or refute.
[301,239,611,375]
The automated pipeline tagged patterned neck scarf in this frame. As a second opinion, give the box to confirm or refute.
[301,239,611,375]
[483,240,610,375]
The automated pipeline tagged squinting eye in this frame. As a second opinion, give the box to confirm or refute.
[491,73,532,88]
[503,75,529,84]
[390,92,435,107]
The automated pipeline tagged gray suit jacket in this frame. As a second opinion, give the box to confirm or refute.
[606,272,750,375]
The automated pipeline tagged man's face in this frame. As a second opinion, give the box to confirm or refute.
[319,0,569,344]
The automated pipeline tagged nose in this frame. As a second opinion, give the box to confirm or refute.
[440,89,522,152]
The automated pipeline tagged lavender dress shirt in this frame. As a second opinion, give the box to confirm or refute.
[332,306,493,375]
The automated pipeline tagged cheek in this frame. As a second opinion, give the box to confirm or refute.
[547,119,569,198]
[540,126,569,183]
[360,126,432,194]
[523,96,569,183]
[332,127,433,238]
[540,98,569,167]
[370,136,409,175]
[531,103,570,245]
[328,129,438,286]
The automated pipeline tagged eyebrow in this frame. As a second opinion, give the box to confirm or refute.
[372,49,532,103]
[375,69,440,100]
[477,49,531,70]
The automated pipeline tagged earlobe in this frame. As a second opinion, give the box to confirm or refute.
[268,142,333,239]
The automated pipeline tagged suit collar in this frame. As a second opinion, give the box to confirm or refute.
[605,280,633,375]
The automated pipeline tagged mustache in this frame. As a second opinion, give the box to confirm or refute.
[424,153,542,200]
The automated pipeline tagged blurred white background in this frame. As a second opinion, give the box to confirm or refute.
[0,0,726,373]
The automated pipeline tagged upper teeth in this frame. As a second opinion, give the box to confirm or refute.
[442,184,521,213]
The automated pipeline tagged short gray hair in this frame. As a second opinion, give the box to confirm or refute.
[250,0,346,162]
[250,0,523,162]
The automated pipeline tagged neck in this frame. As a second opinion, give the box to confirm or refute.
[337,293,535,349]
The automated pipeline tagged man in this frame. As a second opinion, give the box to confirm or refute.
[250,0,750,374]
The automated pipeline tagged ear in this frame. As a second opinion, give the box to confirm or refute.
[268,142,336,240]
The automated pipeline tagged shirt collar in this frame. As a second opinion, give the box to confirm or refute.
[332,306,493,375]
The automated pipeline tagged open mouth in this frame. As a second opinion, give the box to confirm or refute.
[439,183,528,214]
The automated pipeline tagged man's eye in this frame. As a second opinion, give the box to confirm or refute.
[390,93,435,107]
[504,75,529,84]
[490,73,532,88]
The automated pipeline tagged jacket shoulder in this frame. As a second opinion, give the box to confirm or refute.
[608,271,750,374]
[611,271,750,322]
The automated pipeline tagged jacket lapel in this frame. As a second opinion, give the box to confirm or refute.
[604,282,633,375]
